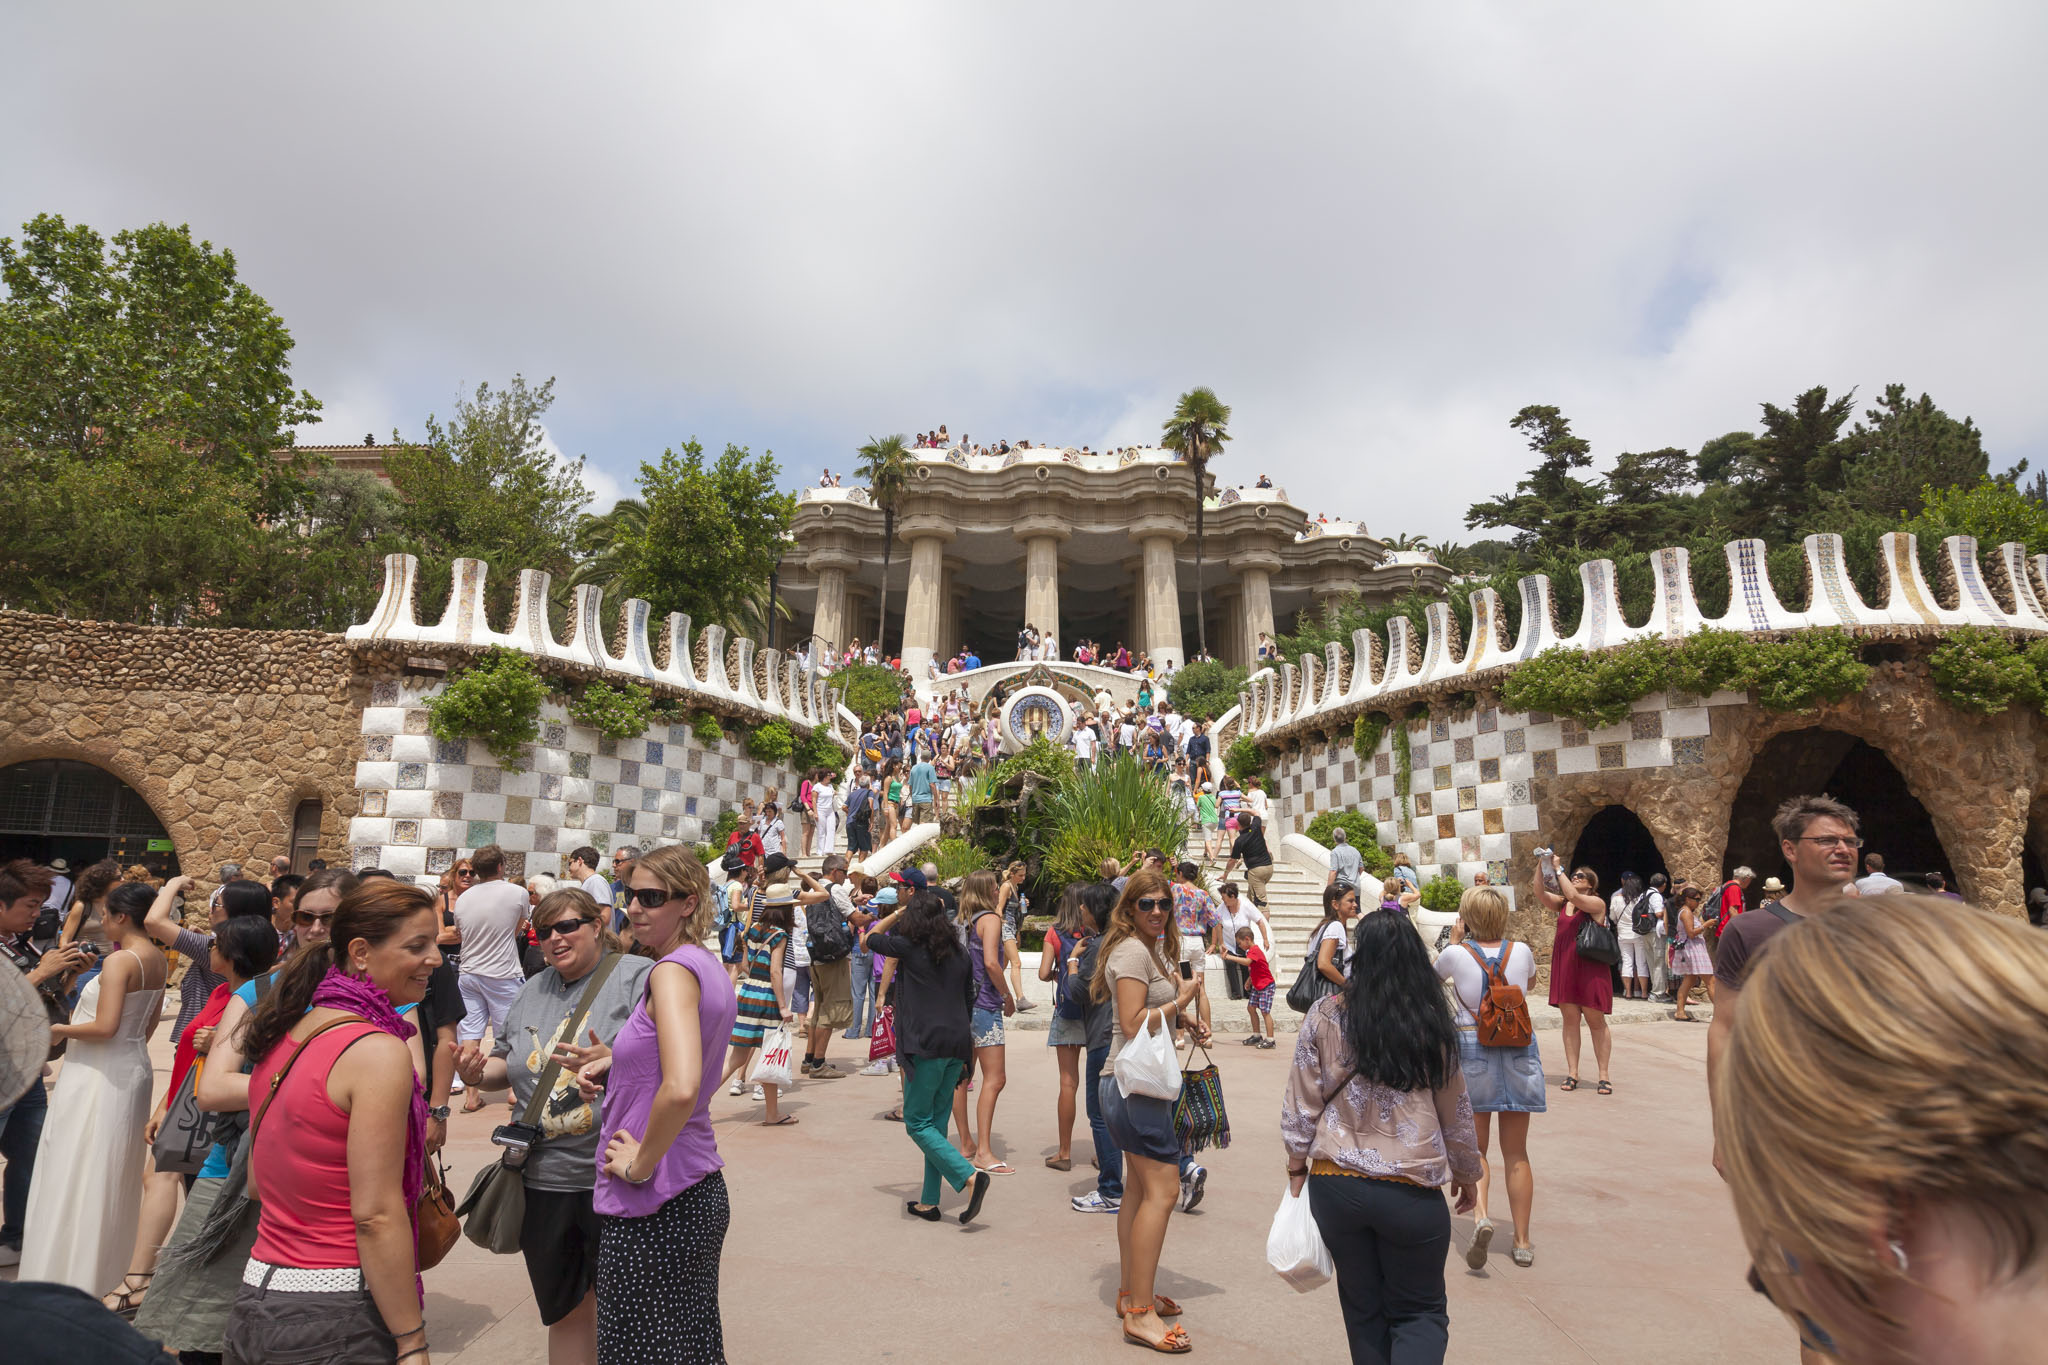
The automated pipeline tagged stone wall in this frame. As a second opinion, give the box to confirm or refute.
[346,667,810,883]
[0,611,365,895]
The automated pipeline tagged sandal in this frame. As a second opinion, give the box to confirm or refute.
[1596,1080,1612,1095]
[1045,1156,1072,1171]
[1121,1305,1191,1354]
[461,1092,488,1113]
[976,1161,1017,1175]
[1560,1076,1580,1092]
[1117,1291,1182,1318]
[882,1107,904,1122]
[1511,1244,1536,1268]
[763,1114,799,1126]
[103,1272,151,1318]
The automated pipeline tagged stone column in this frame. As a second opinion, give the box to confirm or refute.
[1122,556,1147,659]
[1023,535,1062,644]
[1231,551,1279,667]
[1137,521,1185,669]
[806,549,857,657]
[897,520,952,680]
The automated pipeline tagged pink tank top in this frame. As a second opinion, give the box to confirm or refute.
[249,1021,380,1268]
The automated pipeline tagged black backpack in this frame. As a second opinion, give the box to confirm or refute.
[808,898,854,963]
[1628,891,1657,936]
[1052,929,1091,1021]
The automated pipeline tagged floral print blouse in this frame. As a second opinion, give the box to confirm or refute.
[1282,996,1484,1188]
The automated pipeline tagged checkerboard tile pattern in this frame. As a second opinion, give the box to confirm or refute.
[1270,689,1737,893]
[348,687,806,883]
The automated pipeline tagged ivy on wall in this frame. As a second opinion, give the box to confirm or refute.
[568,679,657,740]
[425,648,545,769]
[1927,627,2048,714]
[1391,718,1413,834]
[1495,628,1869,728]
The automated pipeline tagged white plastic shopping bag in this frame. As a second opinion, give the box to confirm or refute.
[1266,1185,1333,1292]
[1112,1011,1183,1101]
[747,1025,796,1088]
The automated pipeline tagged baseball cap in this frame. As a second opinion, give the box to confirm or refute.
[892,867,928,891]
[761,852,794,877]
[871,887,898,906]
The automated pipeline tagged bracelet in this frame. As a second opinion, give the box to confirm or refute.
[620,1166,654,1185]
[398,1349,429,1363]
[393,1322,427,1340]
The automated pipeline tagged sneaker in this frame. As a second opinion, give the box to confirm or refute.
[1181,1164,1207,1213]
[0,1244,19,1268]
[1259,1038,1278,1049]
[1239,1034,1262,1046]
[1071,1192,1120,1213]
[808,1065,847,1080]
[729,1077,745,1096]
[859,1059,893,1076]
[751,1085,765,1101]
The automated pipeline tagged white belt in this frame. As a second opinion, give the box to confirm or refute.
[243,1257,365,1292]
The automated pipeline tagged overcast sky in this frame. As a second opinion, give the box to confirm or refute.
[8,3,2044,541]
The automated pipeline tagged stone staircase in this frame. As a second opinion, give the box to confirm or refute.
[1189,850,1327,1021]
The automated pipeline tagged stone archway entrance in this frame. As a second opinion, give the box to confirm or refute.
[0,758,183,877]
[1725,728,1953,889]
[1568,805,1667,897]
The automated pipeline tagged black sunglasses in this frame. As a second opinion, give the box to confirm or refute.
[620,886,673,908]
[294,909,336,926]
[1135,896,1171,913]
[455,869,475,879]
[534,917,597,941]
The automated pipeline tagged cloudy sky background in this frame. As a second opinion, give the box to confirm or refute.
[7,3,2043,540]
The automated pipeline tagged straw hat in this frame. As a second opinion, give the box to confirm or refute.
[1761,876,1786,895]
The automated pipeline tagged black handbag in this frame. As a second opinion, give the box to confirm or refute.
[1575,911,1622,967]
[152,1063,238,1176]
[1284,934,1340,1014]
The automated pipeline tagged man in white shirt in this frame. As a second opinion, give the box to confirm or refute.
[1072,718,1099,765]
[1327,828,1364,888]
[759,803,786,857]
[568,845,616,931]
[1854,852,1904,896]
[41,859,72,919]
[452,843,531,1108]
[1093,687,1114,715]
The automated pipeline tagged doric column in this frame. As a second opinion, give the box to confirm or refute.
[805,548,858,658]
[1231,550,1279,668]
[1014,516,1068,650]
[897,519,953,679]
[1136,519,1185,669]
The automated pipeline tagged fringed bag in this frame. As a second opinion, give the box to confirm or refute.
[1172,1044,1231,1155]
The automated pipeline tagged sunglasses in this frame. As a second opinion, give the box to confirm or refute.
[534,917,597,941]
[620,886,674,908]
[455,869,475,879]
[294,910,336,927]
[1135,896,1171,913]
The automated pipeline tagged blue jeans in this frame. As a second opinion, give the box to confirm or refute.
[845,947,876,1039]
[0,1078,48,1247]
[1084,1045,1122,1200]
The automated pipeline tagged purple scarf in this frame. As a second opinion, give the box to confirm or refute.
[310,967,427,1211]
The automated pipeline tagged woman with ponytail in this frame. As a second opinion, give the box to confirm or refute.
[222,878,442,1365]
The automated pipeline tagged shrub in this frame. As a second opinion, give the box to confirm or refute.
[834,663,911,722]
[746,719,795,764]
[689,710,728,748]
[1038,753,1187,889]
[790,724,847,774]
[1418,874,1465,914]
[569,679,657,741]
[1224,734,1266,783]
[1305,808,1393,880]
[1928,627,2042,715]
[1352,710,1387,756]
[929,837,988,882]
[992,735,1073,788]
[1168,660,1248,722]
[1748,630,1868,713]
[1665,628,1758,698]
[425,648,545,770]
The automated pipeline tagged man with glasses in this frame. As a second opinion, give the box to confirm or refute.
[608,846,640,935]
[453,844,531,1111]
[1708,794,1861,1362]
[568,846,613,926]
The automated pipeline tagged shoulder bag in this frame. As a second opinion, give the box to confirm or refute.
[1574,907,1622,967]
[456,953,626,1254]
[1171,1039,1230,1155]
[1284,926,1342,1014]
[152,1058,228,1176]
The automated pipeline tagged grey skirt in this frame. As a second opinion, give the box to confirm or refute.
[134,1176,258,1353]
[225,1273,396,1365]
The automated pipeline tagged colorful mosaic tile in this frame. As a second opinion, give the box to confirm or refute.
[1433,764,1453,791]
[1414,791,1433,816]
[1477,708,1498,734]
[1437,813,1457,839]
[426,847,455,874]
[591,833,609,853]
[1504,729,1526,755]
[397,762,426,790]
[1505,780,1529,805]
[685,796,699,815]
[1672,736,1707,765]
[597,736,619,757]
[665,769,682,792]
[1410,743,1429,769]
[1630,711,1664,741]
[360,790,387,817]
[467,819,497,847]
[661,815,679,837]
[614,808,637,833]
[1462,836,1481,862]
[432,792,464,819]
[1482,809,1505,835]
[471,766,502,794]
[1533,751,1557,780]
[1457,786,1477,811]
[1479,757,1501,783]
[392,819,421,845]
[566,802,587,826]
[640,789,660,812]
[569,752,591,778]
[644,741,664,767]
[686,749,703,773]
[619,760,641,787]
[1597,743,1626,770]
[1431,719,1450,742]
[1561,719,1588,748]
[1374,752,1390,777]
[503,852,526,880]
[371,681,401,707]
[540,773,563,800]
[363,734,393,762]
[403,709,430,735]
[594,781,615,806]
[1377,797,1393,821]
[435,738,470,765]
[544,721,568,748]
[1453,736,1474,763]
[1487,860,1508,885]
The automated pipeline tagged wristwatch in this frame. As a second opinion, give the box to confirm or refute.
[428,1105,451,1121]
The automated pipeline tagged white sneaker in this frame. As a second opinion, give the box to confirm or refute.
[449,1077,465,1093]
[729,1077,744,1096]
[1180,1164,1207,1212]
[1071,1191,1120,1213]
[752,1085,765,1100]
[859,1059,892,1076]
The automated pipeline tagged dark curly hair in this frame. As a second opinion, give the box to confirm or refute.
[1338,906,1457,1094]
[894,890,960,964]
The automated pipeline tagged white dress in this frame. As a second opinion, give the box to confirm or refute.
[19,948,164,1295]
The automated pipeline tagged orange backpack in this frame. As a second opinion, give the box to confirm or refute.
[1463,942,1532,1049]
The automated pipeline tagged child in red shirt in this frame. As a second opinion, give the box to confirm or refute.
[1221,927,1277,1049]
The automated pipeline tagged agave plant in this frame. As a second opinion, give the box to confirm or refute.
[1037,753,1189,889]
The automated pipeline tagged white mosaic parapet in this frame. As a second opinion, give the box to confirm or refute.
[1246,534,2048,741]
[345,553,842,744]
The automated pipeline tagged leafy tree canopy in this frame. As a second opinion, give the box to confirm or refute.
[602,440,796,636]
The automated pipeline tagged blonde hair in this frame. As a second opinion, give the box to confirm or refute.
[1715,893,2048,1353]
[1458,885,1511,940]
[632,845,716,951]
[534,886,623,953]
[958,869,998,925]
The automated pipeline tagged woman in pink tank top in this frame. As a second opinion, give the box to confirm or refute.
[225,879,443,1365]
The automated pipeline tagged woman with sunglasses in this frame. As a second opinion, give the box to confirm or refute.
[1090,869,1206,1353]
[572,846,737,1365]
[435,861,471,973]
[456,887,650,1365]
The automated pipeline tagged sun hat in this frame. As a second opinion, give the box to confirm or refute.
[1761,876,1786,894]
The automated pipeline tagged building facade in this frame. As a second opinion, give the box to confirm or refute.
[777,446,1449,676]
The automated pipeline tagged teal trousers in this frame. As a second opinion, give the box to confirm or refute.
[902,1055,975,1205]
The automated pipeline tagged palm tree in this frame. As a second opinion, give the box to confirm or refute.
[568,497,649,618]
[1385,532,1433,553]
[1160,388,1232,660]
[854,434,911,655]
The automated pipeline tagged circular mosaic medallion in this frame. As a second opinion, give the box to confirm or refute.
[1002,687,1072,752]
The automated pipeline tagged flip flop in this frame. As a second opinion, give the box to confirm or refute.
[763,1114,799,1126]
[977,1161,1017,1175]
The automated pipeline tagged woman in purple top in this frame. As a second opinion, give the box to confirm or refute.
[576,845,738,1365]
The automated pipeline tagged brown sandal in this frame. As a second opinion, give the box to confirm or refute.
[1116,1290,1182,1318]
[103,1272,151,1318]
[1045,1155,1072,1171]
[1121,1304,1191,1353]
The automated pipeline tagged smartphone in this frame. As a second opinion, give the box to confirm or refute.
[1179,960,1193,980]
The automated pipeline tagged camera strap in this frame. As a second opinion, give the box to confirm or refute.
[517,952,626,1132]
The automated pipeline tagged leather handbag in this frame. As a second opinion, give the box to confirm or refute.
[415,1156,460,1270]
[1284,926,1342,1014]
[457,953,625,1254]
[1574,910,1622,967]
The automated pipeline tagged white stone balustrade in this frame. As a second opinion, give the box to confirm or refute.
[1244,533,2048,741]
[345,554,854,749]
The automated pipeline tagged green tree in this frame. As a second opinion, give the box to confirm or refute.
[1164,659,1247,722]
[0,214,321,482]
[1465,406,1608,552]
[854,434,911,654]
[567,497,647,620]
[1832,385,1992,520]
[1160,387,1232,661]
[383,376,590,622]
[605,442,795,635]
[1905,478,2048,558]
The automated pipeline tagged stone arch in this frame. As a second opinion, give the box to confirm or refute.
[1567,805,1669,896]
[1505,768,1695,954]
[0,751,185,877]
[1724,728,1955,889]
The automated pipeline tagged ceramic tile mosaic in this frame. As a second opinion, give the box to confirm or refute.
[1504,729,1526,755]
[471,766,501,794]
[1597,743,1626,770]
[1433,765,1452,791]
[1483,809,1505,835]
[1672,736,1707,765]
[467,819,497,847]
[1630,711,1664,741]
[1477,708,1497,734]
[1431,719,1450,742]
[364,735,393,762]
[569,752,591,778]
[371,681,401,707]
[544,721,568,748]
[1453,737,1474,763]
[1375,753,1390,777]
[1560,719,1588,747]
[397,763,427,790]
[594,782,615,806]
[1437,814,1457,839]
[598,736,618,758]
[432,792,464,819]
[435,738,469,765]
[392,820,421,845]
[504,796,533,824]
[1479,757,1500,783]
[361,790,387,817]
[1533,750,1557,780]
[619,760,641,787]
[404,709,431,735]
[1414,791,1433,816]
[426,847,455,874]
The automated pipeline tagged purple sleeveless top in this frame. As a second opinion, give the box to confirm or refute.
[966,911,1002,1012]
[592,943,738,1217]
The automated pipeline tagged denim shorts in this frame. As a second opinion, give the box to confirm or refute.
[971,1006,1005,1048]
[1456,1027,1548,1113]
[1098,1074,1181,1164]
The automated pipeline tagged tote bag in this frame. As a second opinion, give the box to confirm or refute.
[1112,1012,1182,1101]
[747,1025,797,1088]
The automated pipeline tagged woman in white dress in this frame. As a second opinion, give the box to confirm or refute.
[19,881,167,1295]
[812,771,839,856]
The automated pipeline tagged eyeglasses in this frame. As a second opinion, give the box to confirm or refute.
[455,869,475,879]
[294,910,335,927]
[1135,896,1171,913]
[620,886,673,908]
[534,917,597,941]
[1796,836,1864,850]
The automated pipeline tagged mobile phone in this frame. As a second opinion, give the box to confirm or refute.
[1179,960,1193,980]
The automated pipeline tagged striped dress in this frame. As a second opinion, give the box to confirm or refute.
[731,926,787,1046]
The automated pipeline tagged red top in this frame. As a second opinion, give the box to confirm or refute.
[248,1021,380,1268]
[1242,944,1275,992]
[168,981,232,1100]
[1717,880,1746,933]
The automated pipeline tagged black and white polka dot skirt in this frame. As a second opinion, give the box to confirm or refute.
[596,1171,731,1365]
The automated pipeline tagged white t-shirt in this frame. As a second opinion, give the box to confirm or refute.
[580,872,613,906]
[1093,689,1114,712]
[1226,902,1270,950]
[1315,918,1351,971]
[1245,788,1271,821]
[761,818,786,856]
[1855,872,1904,895]
[788,905,811,968]
[1435,939,1537,1028]
[1073,726,1098,760]
[453,878,531,980]
[812,783,837,818]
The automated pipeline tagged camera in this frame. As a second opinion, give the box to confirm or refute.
[491,1121,543,1169]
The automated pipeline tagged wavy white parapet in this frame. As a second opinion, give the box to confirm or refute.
[1243,533,2048,740]
[345,553,842,743]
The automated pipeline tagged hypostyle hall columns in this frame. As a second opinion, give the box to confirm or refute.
[1015,517,1068,649]
[1134,516,1185,669]
[1231,550,1280,667]
[897,517,953,679]
[805,548,859,657]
